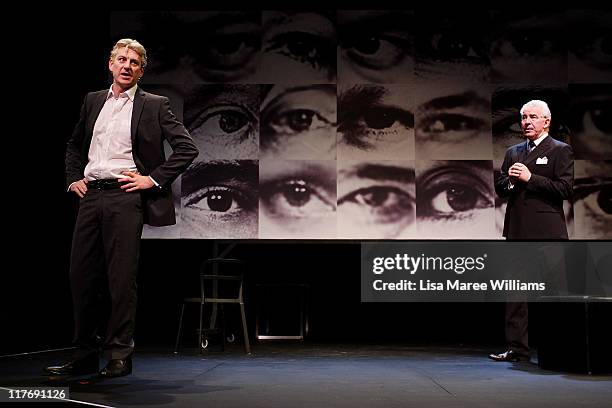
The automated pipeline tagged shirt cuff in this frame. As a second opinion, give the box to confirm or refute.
[149,176,161,188]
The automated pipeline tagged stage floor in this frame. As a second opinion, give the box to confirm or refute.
[2,343,611,408]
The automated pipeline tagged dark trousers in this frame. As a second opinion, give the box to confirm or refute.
[70,188,143,360]
[505,301,529,356]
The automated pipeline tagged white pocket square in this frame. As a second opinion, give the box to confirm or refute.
[536,157,548,164]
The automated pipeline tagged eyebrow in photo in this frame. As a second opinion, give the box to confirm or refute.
[419,91,490,113]
[339,163,415,185]
[262,84,336,106]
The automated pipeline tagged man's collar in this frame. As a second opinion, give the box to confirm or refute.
[107,84,138,101]
[530,132,549,147]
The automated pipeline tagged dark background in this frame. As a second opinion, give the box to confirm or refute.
[3,7,609,355]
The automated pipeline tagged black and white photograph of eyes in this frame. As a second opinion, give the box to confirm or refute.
[568,84,612,160]
[257,11,336,84]
[489,10,567,85]
[260,84,336,160]
[414,10,490,83]
[184,85,259,160]
[259,160,336,239]
[111,11,261,84]
[180,160,259,239]
[338,160,416,239]
[567,10,612,83]
[572,160,612,239]
[414,82,492,160]
[337,10,415,84]
[338,84,414,161]
[492,87,570,168]
[417,161,496,238]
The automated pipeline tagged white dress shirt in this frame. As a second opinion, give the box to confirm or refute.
[84,85,138,181]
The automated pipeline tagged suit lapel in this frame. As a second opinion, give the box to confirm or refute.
[524,135,553,166]
[86,91,108,145]
[518,141,528,162]
[131,88,146,144]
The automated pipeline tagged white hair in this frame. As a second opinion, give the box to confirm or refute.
[520,100,551,119]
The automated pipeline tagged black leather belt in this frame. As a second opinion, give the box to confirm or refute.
[88,179,125,190]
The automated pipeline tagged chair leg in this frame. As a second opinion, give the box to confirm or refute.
[174,303,186,354]
[199,301,204,354]
[240,302,251,354]
[219,304,226,352]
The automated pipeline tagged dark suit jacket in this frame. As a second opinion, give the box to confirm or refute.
[65,88,198,226]
[495,135,573,239]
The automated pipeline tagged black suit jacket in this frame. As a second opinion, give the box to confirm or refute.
[495,135,573,239]
[65,88,198,226]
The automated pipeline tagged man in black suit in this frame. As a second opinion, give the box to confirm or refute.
[490,100,573,362]
[46,39,198,377]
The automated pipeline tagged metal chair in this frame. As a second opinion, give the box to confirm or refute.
[174,258,251,354]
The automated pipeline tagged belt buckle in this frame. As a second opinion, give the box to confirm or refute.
[90,179,118,190]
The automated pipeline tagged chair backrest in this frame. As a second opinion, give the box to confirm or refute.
[199,258,245,303]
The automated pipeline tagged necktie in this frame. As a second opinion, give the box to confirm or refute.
[527,140,536,154]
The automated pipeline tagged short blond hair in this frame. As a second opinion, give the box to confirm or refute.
[110,38,147,68]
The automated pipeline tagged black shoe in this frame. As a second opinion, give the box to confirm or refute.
[44,353,99,375]
[488,350,529,362]
[99,357,132,378]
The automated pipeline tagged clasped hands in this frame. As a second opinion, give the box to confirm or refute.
[508,162,531,183]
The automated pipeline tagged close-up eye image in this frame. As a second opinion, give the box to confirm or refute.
[112,11,261,84]
[181,11,261,84]
[257,10,337,84]
[260,84,337,160]
[572,160,612,239]
[567,10,612,83]
[492,87,570,168]
[338,84,415,161]
[337,10,415,84]
[181,160,259,239]
[414,10,491,83]
[184,84,260,160]
[259,160,337,238]
[416,160,496,238]
[337,160,416,239]
[489,10,567,85]
[414,82,492,160]
[568,84,612,160]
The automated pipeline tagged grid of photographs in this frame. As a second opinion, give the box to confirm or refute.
[110,10,611,239]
